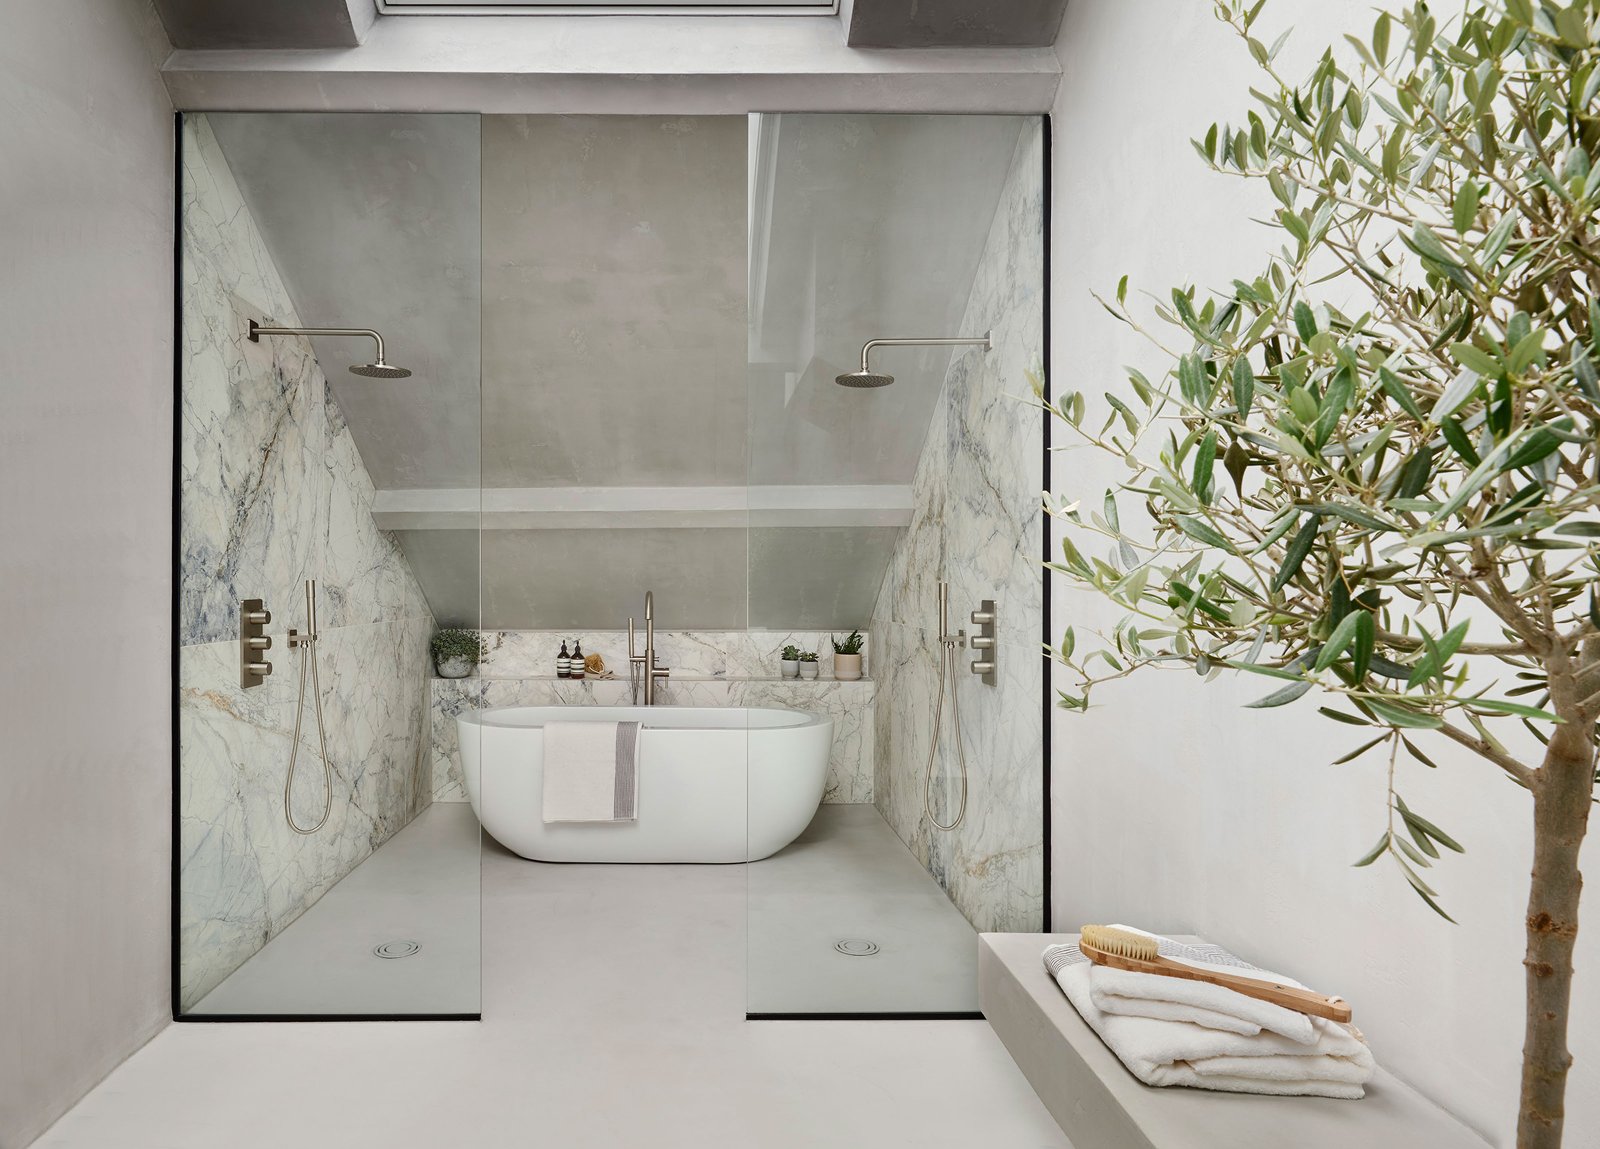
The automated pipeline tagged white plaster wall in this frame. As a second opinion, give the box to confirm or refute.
[0,1,175,1144]
[1048,3,1596,1144]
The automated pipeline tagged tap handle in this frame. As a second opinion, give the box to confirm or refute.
[628,617,645,661]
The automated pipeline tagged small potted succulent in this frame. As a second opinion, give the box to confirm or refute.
[780,644,801,679]
[832,630,864,681]
[797,650,819,680]
[431,628,487,679]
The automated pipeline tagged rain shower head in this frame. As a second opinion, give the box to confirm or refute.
[348,361,412,379]
[835,370,897,389]
[837,332,993,389]
[249,320,412,380]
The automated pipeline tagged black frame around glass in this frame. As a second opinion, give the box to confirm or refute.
[170,109,1050,1025]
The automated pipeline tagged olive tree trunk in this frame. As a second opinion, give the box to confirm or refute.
[1517,696,1595,1149]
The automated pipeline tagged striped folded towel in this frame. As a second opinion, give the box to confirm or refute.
[1043,927,1375,1099]
[541,721,640,824]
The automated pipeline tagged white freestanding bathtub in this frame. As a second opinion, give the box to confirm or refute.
[456,706,832,863]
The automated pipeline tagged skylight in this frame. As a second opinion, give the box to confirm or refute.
[379,0,837,13]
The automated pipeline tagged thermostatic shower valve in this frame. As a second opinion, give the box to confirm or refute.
[969,600,996,685]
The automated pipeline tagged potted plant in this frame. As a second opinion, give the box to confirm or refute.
[780,644,801,679]
[1047,5,1600,1143]
[832,630,865,681]
[797,650,819,680]
[431,628,487,679]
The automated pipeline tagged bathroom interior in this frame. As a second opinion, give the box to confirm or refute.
[178,109,1046,1020]
[17,2,1600,1146]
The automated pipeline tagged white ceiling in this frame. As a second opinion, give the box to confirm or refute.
[209,111,1025,628]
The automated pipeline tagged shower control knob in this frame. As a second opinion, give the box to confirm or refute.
[970,635,994,650]
[245,609,271,625]
[970,609,994,625]
[970,660,995,676]
[247,635,272,650]
[246,661,272,677]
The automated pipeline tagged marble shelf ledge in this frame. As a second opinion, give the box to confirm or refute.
[432,674,875,684]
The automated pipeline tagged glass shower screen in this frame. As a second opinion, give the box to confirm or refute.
[175,111,482,1018]
[744,113,1049,1017]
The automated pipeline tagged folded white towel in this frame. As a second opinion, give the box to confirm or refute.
[541,721,640,824]
[1043,928,1375,1100]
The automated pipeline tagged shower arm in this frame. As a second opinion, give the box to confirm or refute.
[249,320,386,364]
[858,333,992,374]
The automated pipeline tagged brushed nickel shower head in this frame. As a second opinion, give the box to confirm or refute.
[836,332,993,388]
[249,320,412,380]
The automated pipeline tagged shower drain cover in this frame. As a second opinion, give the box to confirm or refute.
[833,938,880,957]
[372,939,421,960]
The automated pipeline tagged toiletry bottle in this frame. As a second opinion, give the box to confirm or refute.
[571,639,586,680]
[557,639,571,679]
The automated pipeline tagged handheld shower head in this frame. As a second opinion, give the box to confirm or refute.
[249,320,412,380]
[837,332,992,389]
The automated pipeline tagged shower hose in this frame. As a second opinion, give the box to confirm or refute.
[923,633,970,832]
[284,584,333,835]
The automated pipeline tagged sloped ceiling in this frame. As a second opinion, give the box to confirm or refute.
[210,112,1022,630]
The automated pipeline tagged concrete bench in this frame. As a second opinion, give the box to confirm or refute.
[979,933,1490,1149]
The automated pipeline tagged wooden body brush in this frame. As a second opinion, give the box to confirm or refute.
[1078,925,1353,1024]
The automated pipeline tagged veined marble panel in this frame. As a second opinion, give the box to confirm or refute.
[430,675,874,806]
[178,114,437,1009]
[870,120,1045,934]
[476,628,869,681]
[180,616,433,1007]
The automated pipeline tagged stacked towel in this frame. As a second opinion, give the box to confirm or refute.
[541,721,640,824]
[1043,927,1375,1099]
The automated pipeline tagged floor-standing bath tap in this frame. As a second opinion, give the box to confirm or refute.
[628,591,671,705]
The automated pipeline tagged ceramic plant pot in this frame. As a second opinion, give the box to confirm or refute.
[799,661,819,680]
[437,655,474,679]
[780,658,800,678]
[833,653,863,681]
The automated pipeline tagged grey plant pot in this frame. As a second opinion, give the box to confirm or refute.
[799,661,819,680]
[780,659,800,678]
[436,655,474,679]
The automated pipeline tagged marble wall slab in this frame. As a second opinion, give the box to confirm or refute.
[430,674,873,806]
[870,120,1046,934]
[178,114,438,1009]
[476,628,868,681]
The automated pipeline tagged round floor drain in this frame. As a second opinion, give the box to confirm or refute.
[372,939,421,959]
[834,938,880,957]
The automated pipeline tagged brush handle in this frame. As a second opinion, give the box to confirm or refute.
[1080,941,1353,1023]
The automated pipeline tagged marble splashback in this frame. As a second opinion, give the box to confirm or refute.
[430,674,874,806]
[870,120,1046,934]
[178,115,438,1009]
[476,629,868,681]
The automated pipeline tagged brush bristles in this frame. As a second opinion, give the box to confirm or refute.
[1080,924,1159,962]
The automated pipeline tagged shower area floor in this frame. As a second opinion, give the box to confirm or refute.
[191,803,483,1017]
[747,803,979,1015]
[192,802,976,1018]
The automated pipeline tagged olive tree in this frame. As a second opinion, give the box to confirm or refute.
[1043,3,1599,1144]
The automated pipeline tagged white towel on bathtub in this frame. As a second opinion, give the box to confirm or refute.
[541,721,640,823]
